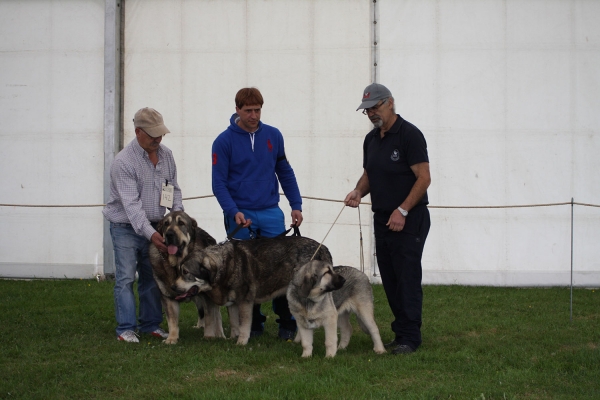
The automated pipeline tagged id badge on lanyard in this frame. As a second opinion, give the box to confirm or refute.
[160,180,174,208]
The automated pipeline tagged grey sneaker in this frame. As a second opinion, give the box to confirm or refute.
[118,330,139,343]
[150,328,169,339]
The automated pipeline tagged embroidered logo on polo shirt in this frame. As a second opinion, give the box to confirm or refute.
[267,139,273,152]
[391,149,400,162]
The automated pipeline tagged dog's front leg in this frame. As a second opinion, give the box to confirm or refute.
[191,295,205,330]
[202,298,226,339]
[297,325,314,358]
[236,301,253,345]
[323,313,339,358]
[227,304,240,339]
[162,297,180,345]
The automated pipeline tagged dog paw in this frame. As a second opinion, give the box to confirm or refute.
[163,337,178,345]
[374,347,387,354]
[301,352,313,358]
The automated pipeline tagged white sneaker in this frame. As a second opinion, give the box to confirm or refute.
[150,328,169,339]
[118,330,139,343]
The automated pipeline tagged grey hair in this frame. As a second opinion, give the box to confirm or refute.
[388,96,395,113]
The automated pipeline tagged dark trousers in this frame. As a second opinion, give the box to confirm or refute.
[374,206,430,350]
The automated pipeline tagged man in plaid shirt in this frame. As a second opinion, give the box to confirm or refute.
[103,107,183,343]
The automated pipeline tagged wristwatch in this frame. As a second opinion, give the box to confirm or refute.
[397,206,408,217]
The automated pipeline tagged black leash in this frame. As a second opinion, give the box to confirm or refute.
[228,223,300,242]
[276,225,301,238]
[227,223,245,241]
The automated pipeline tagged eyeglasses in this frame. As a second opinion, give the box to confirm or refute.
[362,98,388,115]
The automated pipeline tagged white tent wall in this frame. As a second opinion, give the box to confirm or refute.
[376,0,600,286]
[0,0,598,286]
[122,0,374,273]
[0,1,106,278]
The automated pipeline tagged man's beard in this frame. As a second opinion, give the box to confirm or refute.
[371,117,383,128]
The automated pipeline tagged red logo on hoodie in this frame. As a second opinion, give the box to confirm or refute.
[212,153,217,165]
[267,139,273,152]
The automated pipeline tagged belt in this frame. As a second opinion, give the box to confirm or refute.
[111,221,160,229]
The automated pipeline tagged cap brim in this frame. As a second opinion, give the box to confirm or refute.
[144,124,170,137]
[356,99,380,111]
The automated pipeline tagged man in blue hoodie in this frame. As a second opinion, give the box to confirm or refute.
[212,87,303,340]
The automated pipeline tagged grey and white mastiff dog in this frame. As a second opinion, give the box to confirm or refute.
[287,260,386,358]
[174,235,332,345]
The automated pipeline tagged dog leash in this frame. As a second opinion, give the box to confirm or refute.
[277,225,301,238]
[227,223,245,241]
[358,206,365,274]
[310,204,346,261]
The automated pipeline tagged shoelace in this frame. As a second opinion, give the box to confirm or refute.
[121,331,140,340]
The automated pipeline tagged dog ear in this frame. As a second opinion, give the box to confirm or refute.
[156,218,165,234]
[191,217,198,229]
[195,264,211,284]
[298,273,317,298]
[206,252,222,284]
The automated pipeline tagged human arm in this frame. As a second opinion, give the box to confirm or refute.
[211,138,241,219]
[274,132,303,223]
[386,162,431,231]
[344,170,370,208]
[111,159,158,241]
[170,159,184,212]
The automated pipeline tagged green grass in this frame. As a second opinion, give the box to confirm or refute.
[0,280,598,399]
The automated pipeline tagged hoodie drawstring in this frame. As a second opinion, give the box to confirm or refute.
[249,132,255,152]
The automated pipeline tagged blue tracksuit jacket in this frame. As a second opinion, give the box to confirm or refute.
[211,114,302,219]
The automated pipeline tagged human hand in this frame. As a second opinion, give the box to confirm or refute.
[290,210,303,227]
[235,212,252,228]
[386,209,406,232]
[151,232,168,253]
[344,190,362,208]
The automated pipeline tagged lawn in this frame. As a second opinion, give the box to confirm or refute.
[0,279,598,399]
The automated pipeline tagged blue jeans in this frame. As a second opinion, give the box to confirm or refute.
[110,222,163,336]
[224,207,296,332]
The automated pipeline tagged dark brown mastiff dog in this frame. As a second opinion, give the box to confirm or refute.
[149,211,223,344]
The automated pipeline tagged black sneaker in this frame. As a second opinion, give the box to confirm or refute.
[391,344,416,355]
[250,329,264,338]
[278,328,296,341]
[384,339,400,348]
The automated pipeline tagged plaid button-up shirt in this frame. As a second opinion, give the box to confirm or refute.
[103,138,184,240]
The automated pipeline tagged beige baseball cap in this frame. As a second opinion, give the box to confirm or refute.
[133,107,170,137]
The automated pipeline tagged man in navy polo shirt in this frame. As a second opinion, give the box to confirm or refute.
[345,83,431,355]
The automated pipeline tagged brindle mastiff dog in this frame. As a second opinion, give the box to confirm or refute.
[175,235,333,345]
[287,260,386,358]
[149,211,223,344]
